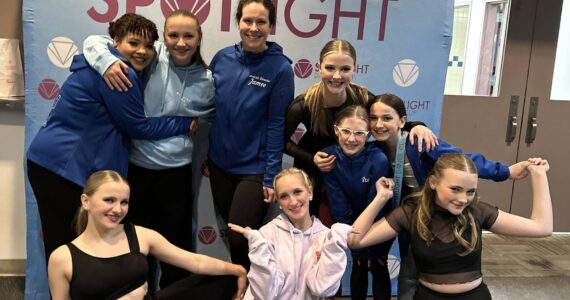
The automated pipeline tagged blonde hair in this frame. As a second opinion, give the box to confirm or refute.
[273,167,312,194]
[76,170,129,235]
[334,105,369,127]
[415,153,479,255]
[304,39,369,136]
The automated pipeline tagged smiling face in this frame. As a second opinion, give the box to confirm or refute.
[164,15,201,66]
[369,101,407,146]
[275,173,313,230]
[319,52,355,97]
[430,168,478,215]
[82,181,130,230]
[238,2,271,53]
[335,116,368,157]
[114,33,155,71]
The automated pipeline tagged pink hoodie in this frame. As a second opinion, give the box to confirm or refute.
[243,213,352,300]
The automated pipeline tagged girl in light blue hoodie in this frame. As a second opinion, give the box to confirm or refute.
[82,10,214,287]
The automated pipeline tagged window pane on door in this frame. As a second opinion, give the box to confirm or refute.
[551,0,570,100]
[445,0,510,97]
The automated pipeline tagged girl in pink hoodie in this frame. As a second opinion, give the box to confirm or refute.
[229,167,353,300]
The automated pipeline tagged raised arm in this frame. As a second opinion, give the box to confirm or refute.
[406,122,438,152]
[141,227,247,299]
[83,35,132,91]
[490,158,552,237]
[228,223,284,300]
[348,177,398,249]
[47,246,72,300]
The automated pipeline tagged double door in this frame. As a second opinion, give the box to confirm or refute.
[441,0,569,230]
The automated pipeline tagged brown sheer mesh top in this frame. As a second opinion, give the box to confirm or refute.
[385,199,499,284]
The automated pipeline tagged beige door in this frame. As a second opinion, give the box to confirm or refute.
[441,0,569,230]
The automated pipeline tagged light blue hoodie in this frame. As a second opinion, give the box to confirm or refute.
[83,36,215,169]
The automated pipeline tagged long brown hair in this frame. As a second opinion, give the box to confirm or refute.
[415,153,480,255]
[304,39,369,135]
[76,170,129,235]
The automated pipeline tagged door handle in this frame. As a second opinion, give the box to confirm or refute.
[506,116,518,143]
[505,96,519,143]
[526,117,537,144]
[525,97,539,144]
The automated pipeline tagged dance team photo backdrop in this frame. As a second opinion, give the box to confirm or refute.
[23,0,452,298]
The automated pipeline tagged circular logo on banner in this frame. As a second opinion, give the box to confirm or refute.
[198,226,217,245]
[388,254,401,279]
[47,37,78,68]
[392,59,419,87]
[161,0,211,24]
[38,79,61,100]
[294,59,313,79]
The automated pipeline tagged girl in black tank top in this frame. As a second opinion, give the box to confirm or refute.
[47,170,248,300]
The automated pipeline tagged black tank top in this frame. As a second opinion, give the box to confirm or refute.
[68,223,149,300]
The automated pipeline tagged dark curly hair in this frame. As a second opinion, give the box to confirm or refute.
[108,13,159,42]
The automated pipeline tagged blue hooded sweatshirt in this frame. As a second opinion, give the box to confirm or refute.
[398,137,511,187]
[208,42,294,187]
[322,142,393,259]
[27,47,191,187]
[82,36,215,169]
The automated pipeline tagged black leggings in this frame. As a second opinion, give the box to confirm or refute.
[414,282,492,300]
[127,163,194,288]
[207,160,269,270]
[153,274,237,300]
[27,160,83,264]
[350,256,391,300]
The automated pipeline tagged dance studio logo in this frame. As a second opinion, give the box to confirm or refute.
[198,226,217,245]
[289,123,307,145]
[294,58,370,79]
[393,59,419,87]
[160,0,211,24]
[294,59,313,79]
[47,37,78,68]
[388,254,400,279]
[38,79,61,100]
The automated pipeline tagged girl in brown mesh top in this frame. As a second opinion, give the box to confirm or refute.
[348,153,552,300]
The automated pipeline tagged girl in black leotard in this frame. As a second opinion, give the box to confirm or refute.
[47,170,247,300]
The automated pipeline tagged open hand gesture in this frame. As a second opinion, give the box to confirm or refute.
[228,223,251,236]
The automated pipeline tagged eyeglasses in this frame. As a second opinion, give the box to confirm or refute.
[334,125,369,138]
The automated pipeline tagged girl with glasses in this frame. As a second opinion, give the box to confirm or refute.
[321,105,393,300]
[284,39,437,224]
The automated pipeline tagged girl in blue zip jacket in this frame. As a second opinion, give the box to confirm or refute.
[26,14,192,266]
[322,105,393,300]
[366,93,533,300]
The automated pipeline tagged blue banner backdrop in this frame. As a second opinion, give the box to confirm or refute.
[23,1,452,298]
